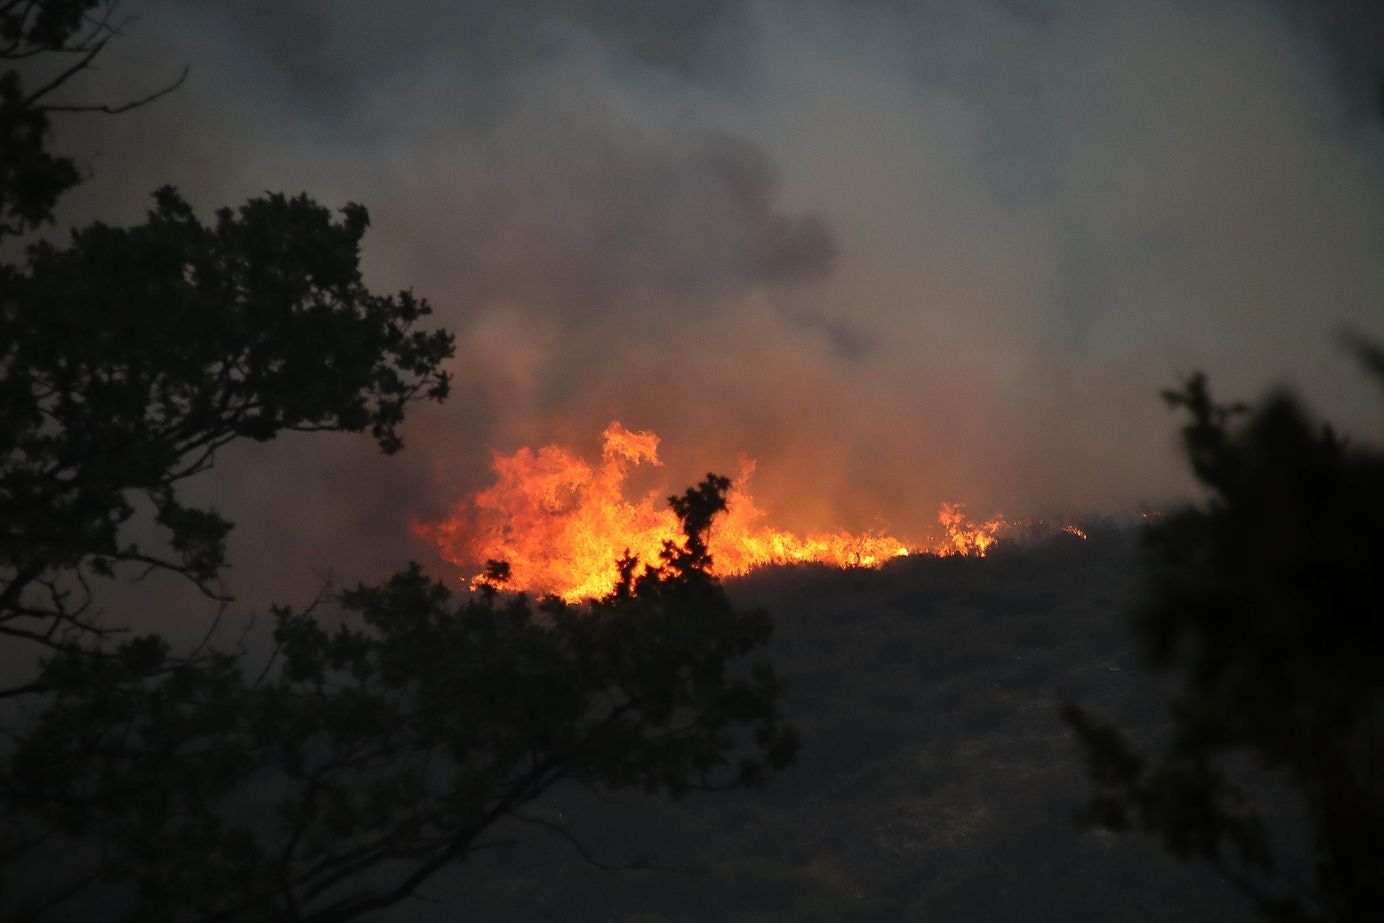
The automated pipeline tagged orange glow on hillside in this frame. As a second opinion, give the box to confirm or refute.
[419,422,1008,601]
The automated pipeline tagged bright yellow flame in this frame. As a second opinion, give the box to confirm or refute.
[418,422,1008,601]
[935,502,1006,557]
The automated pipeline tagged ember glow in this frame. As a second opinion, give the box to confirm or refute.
[419,422,1007,601]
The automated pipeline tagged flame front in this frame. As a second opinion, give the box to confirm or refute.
[419,422,1006,601]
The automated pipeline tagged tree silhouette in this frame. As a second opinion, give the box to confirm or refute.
[0,4,796,918]
[3,1,450,663]
[7,477,797,921]
[0,187,455,670]
[1067,358,1384,923]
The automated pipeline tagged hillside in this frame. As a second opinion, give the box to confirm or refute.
[409,527,1251,921]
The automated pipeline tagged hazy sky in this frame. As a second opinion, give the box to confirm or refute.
[44,0,1384,609]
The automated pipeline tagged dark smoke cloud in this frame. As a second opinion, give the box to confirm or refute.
[1273,0,1384,119]
[35,0,1384,613]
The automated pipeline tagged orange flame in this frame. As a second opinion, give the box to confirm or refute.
[419,422,1007,601]
[936,502,1006,557]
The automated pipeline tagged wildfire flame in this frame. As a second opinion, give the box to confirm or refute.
[419,422,1008,601]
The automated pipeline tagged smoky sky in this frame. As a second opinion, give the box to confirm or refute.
[40,0,1384,612]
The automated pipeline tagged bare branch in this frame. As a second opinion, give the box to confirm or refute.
[0,680,49,700]
[0,621,122,651]
[183,597,230,661]
[108,549,233,602]
[19,32,112,108]
[295,759,567,923]
[42,64,188,115]
[507,809,677,873]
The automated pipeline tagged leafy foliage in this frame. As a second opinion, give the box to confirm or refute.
[4,479,797,921]
[1067,366,1384,922]
[0,185,455,656]
[1,1,453,657]
[2,4,793,920]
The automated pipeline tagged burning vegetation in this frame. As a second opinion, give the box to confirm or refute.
[419,422,1013,601]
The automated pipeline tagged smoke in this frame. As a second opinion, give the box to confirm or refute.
[37,0,1384,609]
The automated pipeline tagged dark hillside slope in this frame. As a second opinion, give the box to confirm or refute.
[415,528,1249,922]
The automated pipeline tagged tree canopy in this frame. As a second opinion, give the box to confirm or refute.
[6,479,797,921]
[0,187,454,662]
[1067,359,1384,923]
[2,0,454,657]
[0,3,797,919]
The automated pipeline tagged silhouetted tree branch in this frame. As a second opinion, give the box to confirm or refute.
[1,7,794,921]
[4,481,797,921]
[1,0,184,239]
[0,185,455,672]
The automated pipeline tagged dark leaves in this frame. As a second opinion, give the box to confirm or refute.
[2,185,454,631]
[1070,356,1384,922]
[4,478,796,920]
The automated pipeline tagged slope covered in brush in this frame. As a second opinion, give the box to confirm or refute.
[410,527,1251,922]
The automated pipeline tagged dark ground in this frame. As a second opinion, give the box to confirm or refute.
[407,525,1252,922]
